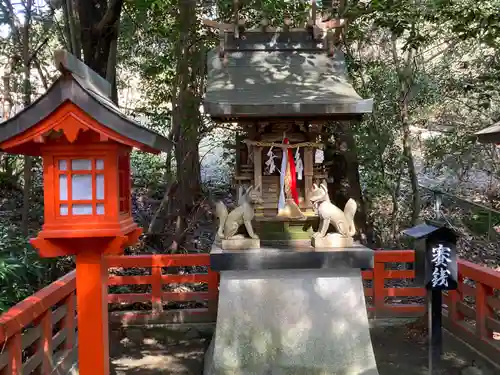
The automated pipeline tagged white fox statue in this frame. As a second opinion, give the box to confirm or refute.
[215,186,263,240]
[309,181,357,239]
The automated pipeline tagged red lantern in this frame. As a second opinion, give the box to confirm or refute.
[0,50,172,375]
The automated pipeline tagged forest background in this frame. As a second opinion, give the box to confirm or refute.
[1,0,500,312]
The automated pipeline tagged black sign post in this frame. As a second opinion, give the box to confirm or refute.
[402,223,458,374]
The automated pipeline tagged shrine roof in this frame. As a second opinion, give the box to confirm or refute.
[0,50,172,153]
[475,122,500,144]
[204,30,373,119]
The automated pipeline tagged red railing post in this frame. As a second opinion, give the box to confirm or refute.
[151,255,163,313]
[35,310,53,375]
[207,268,219,318]
[476,281,494,340]
[448,274,464,323]
[62,292,76,351]
[6,332,22,375]
[373,259,385,315]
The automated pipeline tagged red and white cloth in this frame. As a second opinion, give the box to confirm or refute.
[278,138,299,211]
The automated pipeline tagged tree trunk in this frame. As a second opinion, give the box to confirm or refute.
[165,0,203,251]
[324,121,373,245]
[105,15,120,104]
[1,57,15,180]
[76,0,123,80]
[402,108,420,225]
[174,123,202,215]
[21,0,33,236]
[65,0,81,58]
[391,34,421,225]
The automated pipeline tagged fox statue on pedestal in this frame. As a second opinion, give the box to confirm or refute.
[215,186,263,240]
[309,181,357,239]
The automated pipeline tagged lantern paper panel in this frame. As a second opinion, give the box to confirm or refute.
[57,157,106,216]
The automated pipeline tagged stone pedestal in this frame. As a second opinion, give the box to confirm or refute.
[218,238,260,251]
[204,246,379,375]
[312,233,353,248]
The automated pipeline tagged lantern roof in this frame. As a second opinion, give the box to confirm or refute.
[0,50,172,154]
[203,30,373,120]
[474,121,500,144]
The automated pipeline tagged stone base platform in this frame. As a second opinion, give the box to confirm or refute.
[215,238,260,251]
[312,233,354,248]
[210,243,374,271]
[203,266,379,375]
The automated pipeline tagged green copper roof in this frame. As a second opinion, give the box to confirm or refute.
[204,30,373,119]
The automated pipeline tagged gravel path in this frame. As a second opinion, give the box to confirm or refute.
[108,320,498,374]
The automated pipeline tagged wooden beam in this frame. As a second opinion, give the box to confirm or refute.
[253,146,262,191]
[304,148,314,212]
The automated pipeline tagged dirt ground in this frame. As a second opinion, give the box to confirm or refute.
[108,322,499,375]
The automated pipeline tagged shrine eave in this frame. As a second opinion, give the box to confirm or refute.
[0,60,172,153]
[203,100,373,120]
[475,122,500,144]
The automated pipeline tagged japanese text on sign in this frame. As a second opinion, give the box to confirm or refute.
[431,244,452,288]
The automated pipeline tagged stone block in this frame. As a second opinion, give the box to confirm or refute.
[220,238,260,251]
[204,268,379,375]
[210,244,374,271]
[312,233,353,249]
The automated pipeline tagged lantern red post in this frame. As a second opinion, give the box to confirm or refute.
[0,50,172,375]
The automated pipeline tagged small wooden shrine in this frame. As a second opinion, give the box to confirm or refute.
[204,18,373,246]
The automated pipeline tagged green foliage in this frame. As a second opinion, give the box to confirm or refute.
[0,220,46,312]
[462,210,500,236]
[217,0,309,27]
[130,151,168,189]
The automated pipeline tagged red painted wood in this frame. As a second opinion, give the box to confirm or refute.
[36,311,53,374]
[384,287,426,297]
[151,266,163,313]
[448,274,465,323]
[373,261,386,312]
[476,282,494,340]
[383,270,415,279]
[373,250,415,262]
[207,269,220,316]
[108,275,154,285]
[6,332,22,375]
[75,251,109,375]
[62,292,76,351]
[161,274,210,284]
[459,260,500,289]
[106,254,211,268]
[0,271,76,343]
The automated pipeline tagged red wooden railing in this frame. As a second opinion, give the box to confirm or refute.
[1,250,500,374]
[0,271,77,374]
[106,254,220,325]
[443,259,500,359]
[364,250,426,316]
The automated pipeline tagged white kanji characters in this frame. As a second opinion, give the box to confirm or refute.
[431,244,452,267]
[432,267,451,288]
